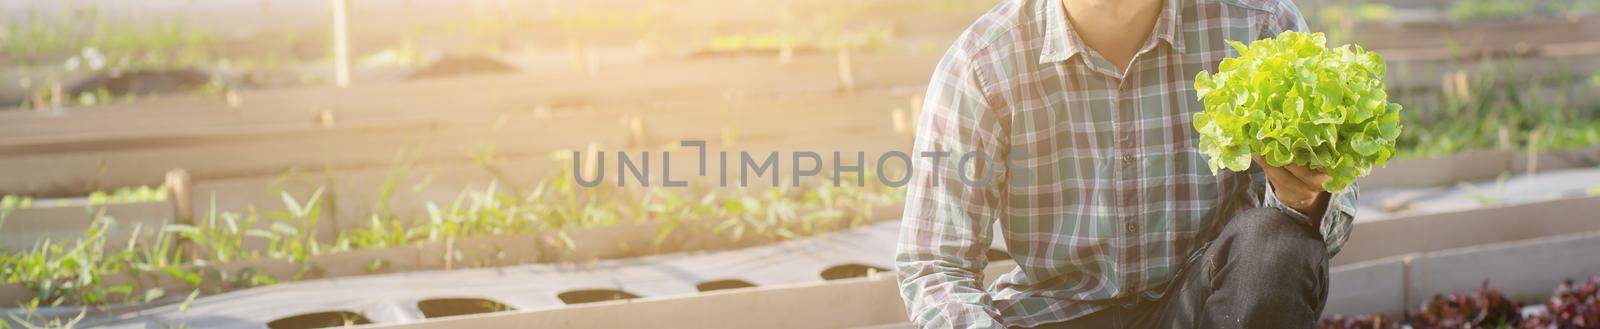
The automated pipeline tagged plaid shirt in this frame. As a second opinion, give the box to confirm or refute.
[895,0,1357,327]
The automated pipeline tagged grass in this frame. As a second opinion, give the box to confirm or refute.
[2,7,225,111]
[0,218,172,307]
[1449,0,1600,21]
[1,7,212,68]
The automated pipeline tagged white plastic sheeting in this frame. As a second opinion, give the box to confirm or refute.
[89,221,903,328]
[1359,166,1600,221]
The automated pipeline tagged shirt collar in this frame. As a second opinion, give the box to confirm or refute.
[1037,0,1187,65]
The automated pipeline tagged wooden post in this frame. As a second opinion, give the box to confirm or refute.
[569,40,598,75]
[569,40,585,73]
[225,89,242,108]
[721,124,739,146]
[1497,127,1511,150]
[1526,129,1542,176]
[166,169,196,258]
[836,48,855,93]
[49,82,63,109]
[778,40,794,65]
[331,0,352,88]
[319,109,337,128]
[891,108,908,134]
[585,44,600,76]
[582,143,601,182]
[626,115,649,149]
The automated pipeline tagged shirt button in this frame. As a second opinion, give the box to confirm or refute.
[1122,154,1136,163]
[1125,221,1139,234]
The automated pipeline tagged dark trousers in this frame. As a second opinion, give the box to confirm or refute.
[1016,208,1331,329]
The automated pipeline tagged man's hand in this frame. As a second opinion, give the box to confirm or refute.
[1254,157,1331,217]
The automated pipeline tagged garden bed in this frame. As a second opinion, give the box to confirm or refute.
[35,192,1600,328]
[41,219,905,328]
[1325,230,1600,322]
[1363,146,1600,189]
[0,202,902,310]
[73,216,1596,329]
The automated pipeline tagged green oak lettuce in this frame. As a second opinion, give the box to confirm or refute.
[1193,31,1402,192]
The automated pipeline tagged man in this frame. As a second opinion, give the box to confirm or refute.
[895,0,1357,328]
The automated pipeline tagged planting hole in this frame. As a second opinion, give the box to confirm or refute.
[987,249,1012,262]
[696,279,757,292]
[266,311,371,329]
[820,263,889,281]
[417,298,515,319]
[557,289,640,305]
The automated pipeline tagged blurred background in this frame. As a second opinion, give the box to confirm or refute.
[0,0,1598,328]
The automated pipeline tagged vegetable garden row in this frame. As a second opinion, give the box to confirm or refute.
[4,144,1598,328]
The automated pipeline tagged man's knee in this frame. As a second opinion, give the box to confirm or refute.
[1198,208,1331,329]
[1216,208,1325,266]
[1223,208,1317,241]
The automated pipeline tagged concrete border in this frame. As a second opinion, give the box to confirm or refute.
[1333,195,1600,266]
[1407,231,1600,305]
[1324,257,1408,318]
[363,276,904,329]
[1362,146,1600,189]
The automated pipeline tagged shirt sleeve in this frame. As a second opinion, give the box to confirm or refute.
[1266,0,1310,35]
[894,37,1010,329]
[1262,181,1358,256]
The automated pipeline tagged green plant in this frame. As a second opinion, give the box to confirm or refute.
[1459,173,1511,206]
[2,8,212,68]
[334,214,417,251]
[1,218,136,306]
[85,185,168,206]
[1,196,35,212]
[162,198,259,264]
[1394,62,1600,157]
[1193,31,1404,191]
[257,188,327,264]
[0,184,165,213]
